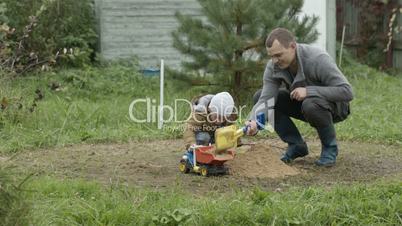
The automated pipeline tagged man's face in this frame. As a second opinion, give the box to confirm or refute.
[267,39,296,69]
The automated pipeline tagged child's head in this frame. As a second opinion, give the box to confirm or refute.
[207,92,235,125]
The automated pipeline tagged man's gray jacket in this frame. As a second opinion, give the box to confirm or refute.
[249,43,353,122]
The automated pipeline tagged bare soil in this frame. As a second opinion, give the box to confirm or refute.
[228,140,301,178]
[2,138,401,193]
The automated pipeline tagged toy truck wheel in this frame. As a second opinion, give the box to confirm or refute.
[200,166,209,177]
[179,160,190,173]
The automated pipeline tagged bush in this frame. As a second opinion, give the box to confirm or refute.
[0,0,97,72]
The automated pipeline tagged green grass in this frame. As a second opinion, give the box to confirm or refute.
[1,62,402,153]
[336,66,402,143]
[17,177,400,225]
[1,62,401,225]
[0,65,199,153]
[0,166,30,226]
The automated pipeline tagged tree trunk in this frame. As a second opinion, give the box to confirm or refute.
[233,20,243,103]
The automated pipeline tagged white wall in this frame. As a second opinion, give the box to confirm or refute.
[301,0,336,59]
[301,0,327,50]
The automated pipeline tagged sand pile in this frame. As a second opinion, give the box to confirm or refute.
[227,143,301,179]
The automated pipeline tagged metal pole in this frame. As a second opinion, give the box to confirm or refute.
[158,59,164,129]
[339,25,346,68]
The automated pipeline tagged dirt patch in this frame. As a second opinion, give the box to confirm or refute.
[2,138,401,193]
[228,142,300,178]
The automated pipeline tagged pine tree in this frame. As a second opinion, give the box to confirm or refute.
[172,0,319,103]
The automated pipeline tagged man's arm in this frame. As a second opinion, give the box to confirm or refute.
[306,54,354,102]
[248,62,280,121]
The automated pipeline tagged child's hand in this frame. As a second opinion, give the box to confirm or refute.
[185,143,197,150]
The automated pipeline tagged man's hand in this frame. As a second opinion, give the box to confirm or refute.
[245,120,258,136]
[290,87,307,101]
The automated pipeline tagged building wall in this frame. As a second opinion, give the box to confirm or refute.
[95,0,202,68]
[301,0,336,60]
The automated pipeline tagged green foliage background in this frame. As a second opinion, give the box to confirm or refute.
[0,0,97,67]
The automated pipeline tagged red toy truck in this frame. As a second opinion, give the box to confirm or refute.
[179,145,235,176]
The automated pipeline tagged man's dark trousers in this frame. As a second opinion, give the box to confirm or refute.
[254,89,344,165]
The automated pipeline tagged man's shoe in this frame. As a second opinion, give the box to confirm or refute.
[315,125,338,167]
[315,157,336,167]
[280,142,309,163]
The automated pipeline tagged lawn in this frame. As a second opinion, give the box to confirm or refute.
[1,61,402,225]
[2,175,401,225]
[1,62,402,153]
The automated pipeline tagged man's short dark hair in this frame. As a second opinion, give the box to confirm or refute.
[265,28,295,48]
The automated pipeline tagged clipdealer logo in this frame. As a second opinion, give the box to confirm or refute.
[128,98,192,123]
[128,97,275,130]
